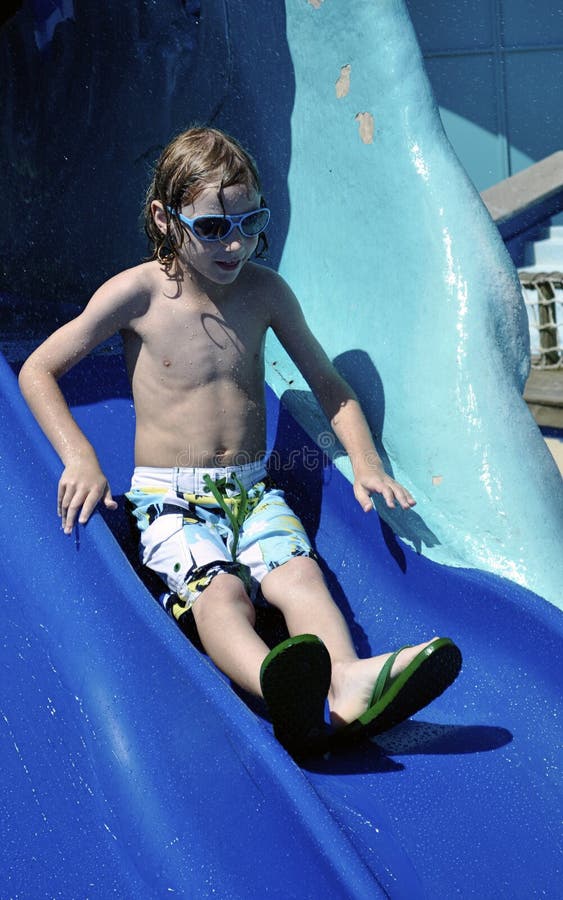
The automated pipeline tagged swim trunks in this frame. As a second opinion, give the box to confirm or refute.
[126,461,316,626]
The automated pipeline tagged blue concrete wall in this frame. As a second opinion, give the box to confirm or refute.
[0,0,294,308]
[3,0,563,303]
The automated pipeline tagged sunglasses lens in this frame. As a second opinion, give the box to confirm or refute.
[241,209,270,236]
[189,209,270,241]
[192,216,230,240]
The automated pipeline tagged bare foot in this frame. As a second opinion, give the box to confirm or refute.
[329,640,436,728]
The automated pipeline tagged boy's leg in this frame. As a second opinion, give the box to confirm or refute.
[128,477,333,744]
[190,570,333,756]
[260,556,435,726]
[240,487,434,724]
[190,573,269,696]
[261,556,358,662]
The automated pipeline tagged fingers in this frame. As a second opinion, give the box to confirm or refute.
[356,476,416,512]
[104,491,118,511]
[387,483,416,511]
[58,483,97,534]
[57,478,115,534]
[354,483,374,513]
[377,482,397,509]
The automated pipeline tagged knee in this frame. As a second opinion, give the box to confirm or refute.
[193,573,256,628]
[278,555,324,585]
[262,555,325,604]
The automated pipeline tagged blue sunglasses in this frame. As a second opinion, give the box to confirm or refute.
[167,206,270,242]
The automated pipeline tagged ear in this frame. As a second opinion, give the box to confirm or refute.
[151,200,168,236]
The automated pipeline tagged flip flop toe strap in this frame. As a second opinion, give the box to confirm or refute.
[370,645,411,705]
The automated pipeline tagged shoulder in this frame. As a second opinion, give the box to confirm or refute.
[242,262,301,317]
[243,261,291,293]
[90,260,156,306]
[19,262,164,375]
[85,261,161,324]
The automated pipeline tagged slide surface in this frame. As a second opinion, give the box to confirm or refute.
[1,347,562,898]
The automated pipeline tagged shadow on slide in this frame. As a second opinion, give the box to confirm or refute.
[1,348,561,898]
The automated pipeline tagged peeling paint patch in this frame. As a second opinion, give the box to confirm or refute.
[335,64,351,99]
[355,112,374,144]
[307,0,324,8]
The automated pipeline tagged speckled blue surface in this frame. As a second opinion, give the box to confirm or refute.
[1,349,561,897]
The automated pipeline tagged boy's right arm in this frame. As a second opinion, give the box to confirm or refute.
[18,270,144,534]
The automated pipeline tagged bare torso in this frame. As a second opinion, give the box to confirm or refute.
[121,260,272,468]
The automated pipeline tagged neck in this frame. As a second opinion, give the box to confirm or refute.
[171,260,235,305]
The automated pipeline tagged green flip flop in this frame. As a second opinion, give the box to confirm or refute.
[331,637,462,747]
[260,634,332,757]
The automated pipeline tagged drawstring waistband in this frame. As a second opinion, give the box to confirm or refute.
[131,459,268,495]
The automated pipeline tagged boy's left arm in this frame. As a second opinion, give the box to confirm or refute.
[329,394,415,511]
[268,274,415,512]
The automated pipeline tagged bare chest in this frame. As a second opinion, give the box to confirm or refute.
[125,297,268,388]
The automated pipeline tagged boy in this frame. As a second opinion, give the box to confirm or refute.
[19,127,461,755]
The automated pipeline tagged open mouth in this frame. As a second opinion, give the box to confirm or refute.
[216,259,243,271]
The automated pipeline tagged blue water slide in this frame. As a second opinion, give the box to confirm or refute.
[1,349,399,897]
[2,343,562,897]
[2,0,563,896]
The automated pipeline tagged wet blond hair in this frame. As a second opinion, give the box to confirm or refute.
[144,126,268,266]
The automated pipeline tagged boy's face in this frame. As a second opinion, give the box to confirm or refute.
[170,183,262,286]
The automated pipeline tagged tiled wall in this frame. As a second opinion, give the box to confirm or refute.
[407,0,563,190]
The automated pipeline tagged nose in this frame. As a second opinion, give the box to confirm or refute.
[223,232,242,250]
[220,225,250,251]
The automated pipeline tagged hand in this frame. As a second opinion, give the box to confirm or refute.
[57,458,117,534]
[353,463,416,513]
